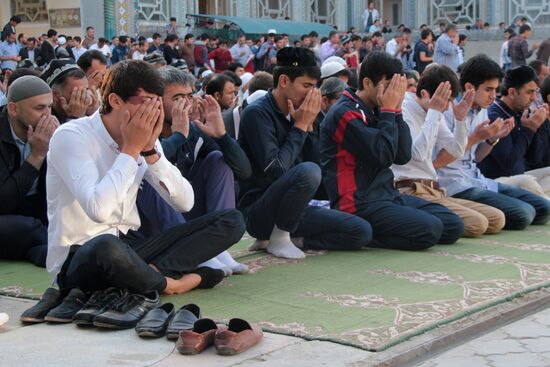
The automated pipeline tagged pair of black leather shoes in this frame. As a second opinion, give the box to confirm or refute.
[136,303,201,338]
[20,287,87,324]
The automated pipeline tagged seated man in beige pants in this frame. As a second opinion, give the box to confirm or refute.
[393,65,506,237]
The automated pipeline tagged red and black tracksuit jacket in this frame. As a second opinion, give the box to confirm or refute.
[320,89,412,214]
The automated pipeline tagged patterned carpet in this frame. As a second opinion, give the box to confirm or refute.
[1,225,549,351]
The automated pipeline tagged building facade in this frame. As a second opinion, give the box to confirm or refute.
[1,0,550,39]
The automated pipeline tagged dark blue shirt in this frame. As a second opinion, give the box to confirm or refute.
[482,98,547,179]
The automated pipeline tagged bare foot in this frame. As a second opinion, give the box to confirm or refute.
[163,274,201,295]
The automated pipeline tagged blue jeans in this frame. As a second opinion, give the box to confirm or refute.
[453,183,550,230]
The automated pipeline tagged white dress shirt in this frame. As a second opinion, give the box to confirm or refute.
[46,110,194,282]
[392,92,468,182]
[385,38,400,57]
[436,107,498,196]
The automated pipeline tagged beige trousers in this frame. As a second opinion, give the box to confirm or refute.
[496,167,550,199]
[399,182,506,237]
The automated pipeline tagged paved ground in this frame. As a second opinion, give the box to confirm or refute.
[1,295,549,367]
[416,307,550,367]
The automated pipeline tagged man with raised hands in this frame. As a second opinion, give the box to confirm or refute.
[393,64,505,237]
[434,55,550,229]
[321,52,464,251]
[46,60,245,296]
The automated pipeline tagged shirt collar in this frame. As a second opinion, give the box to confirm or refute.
[493,97,518,118]
[8,120,25,147]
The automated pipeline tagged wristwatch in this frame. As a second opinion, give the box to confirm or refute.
[485,138,499,147]
[140,148,158,157]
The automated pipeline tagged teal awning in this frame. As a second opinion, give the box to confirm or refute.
[186,14,334,37]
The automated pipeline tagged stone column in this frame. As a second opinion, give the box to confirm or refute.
[292,0,306,22]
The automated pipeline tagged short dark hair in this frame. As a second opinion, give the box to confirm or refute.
[372,31,382,38]
[501,65,539,96]
[205,73,235,96]
[460,54,503,90]
[184,33,194,41]
[47,29,57,38]
[152,32,162,40]
[300,34,310,41]
[165,34,178,43]
[416,64,460,99]
[170,17,177,22]
[7,68,40,88]
[86,26,94,31]
[445,24,457,33]
[248,71,274,94]
[420,29,432,40]
[504,27,516,37]
[328,31,338,39]
[73,36,82,43]
[529,60,546,76]
[402,27,412,34]
[101,60,164,114]
[10,16,21,24]
[350,34,362,42]
[200,33,210,41]
[358,51,403,90]
[540,75,550,103]
[519,24,531,34]
[272,62,321,89]
[119,35,128,44]
[459,34,467,42]
[309,31,319,38]
[227,62,243,72]
[222,70,242,87]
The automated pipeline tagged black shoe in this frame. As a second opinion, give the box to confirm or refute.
[135,303,175,338]
[166,304,201,340]
[72,288,128,326]
[45,288,87,323]
[93,291,160,330]
[20,288,61,323]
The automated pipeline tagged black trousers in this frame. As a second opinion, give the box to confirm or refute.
[57,209,245,294]
[241,162,373,250]
[0,214,47,266]
[355,194,464,251]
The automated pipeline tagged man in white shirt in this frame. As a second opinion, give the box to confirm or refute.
[393,65,505,237]
[47,60,245,295]
[362,1,380,33]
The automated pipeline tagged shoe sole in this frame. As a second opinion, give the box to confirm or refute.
[177,347,202,355]
[166,332,180,340]
[72,318,94,326]
[136,330,164,338]
[44,316,73,323]
[216,347,241,356]
[19,317,45,324]
[93,321,134,330]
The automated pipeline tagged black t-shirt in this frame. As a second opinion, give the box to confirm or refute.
[414,41,433,74]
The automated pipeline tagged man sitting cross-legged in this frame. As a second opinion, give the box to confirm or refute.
[321,52,464,251]
[46,60,245,296]
[434,54,550,230]
[136,66,250,275]
[238,47,373,259]
[393,64,505,237]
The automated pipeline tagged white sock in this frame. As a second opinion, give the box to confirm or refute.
[0,312,8,326]
[198,257,232,277]
[267,225,305,259]
[216,251,249,274]
[249,239,269,251]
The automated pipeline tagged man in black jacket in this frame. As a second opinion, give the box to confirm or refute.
[238,47,372,259]
[321,52,464,250]
[136,67,250,275]
[38,29,57,67]
[18,37,38,64]
[0,75,59,266]
[1,16,20,42]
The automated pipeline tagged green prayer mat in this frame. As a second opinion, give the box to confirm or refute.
[1,227,549,351]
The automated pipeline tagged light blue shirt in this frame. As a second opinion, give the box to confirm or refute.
[434,33,458,72]
[0,40,18,70]
[9,122,38,195]
[436,108,498,196]
[230,43,252,65]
